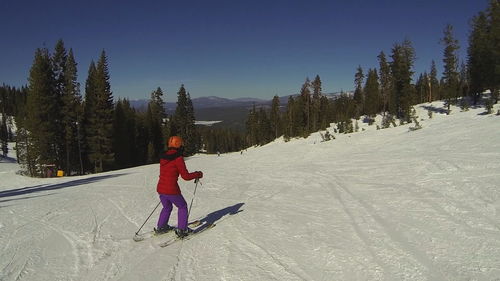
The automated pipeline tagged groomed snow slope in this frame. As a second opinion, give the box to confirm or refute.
[1,101,499,281]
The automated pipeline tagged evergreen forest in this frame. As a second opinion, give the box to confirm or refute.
[245,1,499,146]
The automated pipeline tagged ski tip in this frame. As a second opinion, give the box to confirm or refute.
[189,220,201,227]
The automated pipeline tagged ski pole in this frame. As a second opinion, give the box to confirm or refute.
[188,178,201,217]
[135,201,161,236]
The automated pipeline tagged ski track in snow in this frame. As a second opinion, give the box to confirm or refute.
[1,102,500,280]
[321,171,448,280]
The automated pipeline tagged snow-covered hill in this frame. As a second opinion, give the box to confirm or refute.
[1,101,499,281]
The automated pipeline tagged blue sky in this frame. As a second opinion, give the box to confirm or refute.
[0,0,487,100]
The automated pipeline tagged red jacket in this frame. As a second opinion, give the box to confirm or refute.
[156,149,200,195]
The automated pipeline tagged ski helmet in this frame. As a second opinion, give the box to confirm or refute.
[167,136,183,149]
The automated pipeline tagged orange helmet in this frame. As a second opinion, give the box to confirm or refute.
[167,136,183,149]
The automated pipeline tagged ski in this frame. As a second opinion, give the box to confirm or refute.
[133,220,202,242]
[133,228,173,242]
[188,220,202,227]
[159,223,216,248]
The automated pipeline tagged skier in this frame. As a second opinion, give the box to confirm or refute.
[155,136,203,238]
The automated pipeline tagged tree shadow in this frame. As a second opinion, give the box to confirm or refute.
[0,193,54,205]
[0,155,16,163]
[0,173,128,199]
[421,105,449,114]
[193,202,245,232]
[477,109,496,116]
[0,193,54,208]
[470,104,485,110]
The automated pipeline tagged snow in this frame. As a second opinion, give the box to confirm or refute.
[194,120,223,126]
[1,101,500,281]
[0,115,16,135]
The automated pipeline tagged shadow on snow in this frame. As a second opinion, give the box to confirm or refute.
[421,103,488,115]
[0,155,17,163]
[0,173,128,199]
[0,193,54,205]
[421,105,450,114]
[193,202,245,232]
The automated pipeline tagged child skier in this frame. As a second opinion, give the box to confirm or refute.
[155,136,203,238]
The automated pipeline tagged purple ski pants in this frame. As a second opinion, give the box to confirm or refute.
[157,194,188,230]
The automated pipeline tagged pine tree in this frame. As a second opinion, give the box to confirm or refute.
[318,95,331,130]
[0,86,5,116]
[459,62,470,101]
[353,66,365,117]
[364,68,380,118]
[257,107,272,145]
[11,85,29,166]
[332,92,356,133]
[113,99,139,169]
[441,24,460,114]
[0,113,8,157]
[429,60,440,102]
[17,86,29,119]
[0,85,27,119]
[162,116,173,146]
[415,72,431,105]
[270,95,281,139]
[52,40,67,168]
[134,112,149,166]
[467,1,500,104]
[284,96,295,140]
[52,40,67,89]
[488,0,500,103]
[61,48,82,175]
[172,85,187,137]
[246,104,260,146]
[86,51,114,173]
[185,93,199,154]
[311,75,322,132]
[24,48,58,176]
[145,103,160,163]
[299,78,312,134]
[390,39,416,121]
[468,12,491,104]
[146,87,166,162]
[0,90,6,157]
[82,61,97,173]
[171,85,198,155]
[245,105,273,146]
[378,51,392,113]
[113,99,127,168]
[424,72,431,104]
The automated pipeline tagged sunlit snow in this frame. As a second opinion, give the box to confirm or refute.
[1,101,499,281]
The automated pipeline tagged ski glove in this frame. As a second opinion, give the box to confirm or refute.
[195,171,203,179]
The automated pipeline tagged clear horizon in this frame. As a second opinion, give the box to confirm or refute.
[0,0,487,101]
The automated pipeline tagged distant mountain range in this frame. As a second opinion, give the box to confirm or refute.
[129,96,270,111]
[128,92,352,131]
[129,92,351,111]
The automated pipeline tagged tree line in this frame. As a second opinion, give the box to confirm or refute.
[0,39,209,177]
[245,1,499,146]
[0,39,247,176]
[0,85,26,156]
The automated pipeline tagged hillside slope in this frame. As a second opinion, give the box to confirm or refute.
[0,101,499,281]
